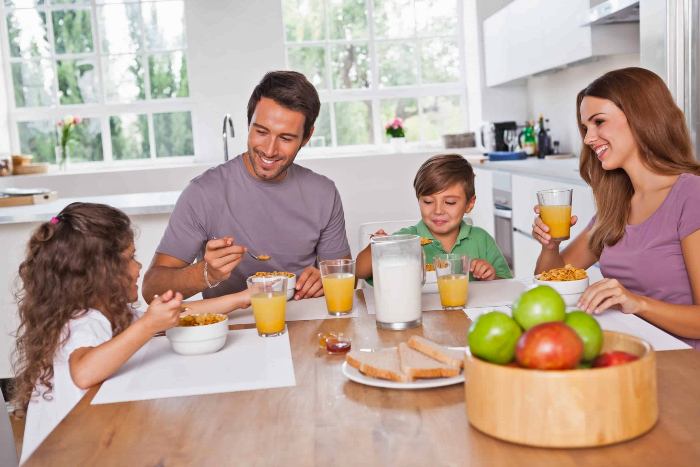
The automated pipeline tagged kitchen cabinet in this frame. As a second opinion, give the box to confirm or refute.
[472,167,495,237]
[511,174,595,251]
[514,229,543,278]
[483,0,640,87]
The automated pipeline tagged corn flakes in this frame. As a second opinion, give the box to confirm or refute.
[426,264,435,272]
[178,313,226,327]
[538,264,587,282]
[421,237,433,245]
[252,271,295,278]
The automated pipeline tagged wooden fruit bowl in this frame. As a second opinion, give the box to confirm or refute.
[464,331,657,448]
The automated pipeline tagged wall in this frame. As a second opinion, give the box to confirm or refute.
[0,39,9,155]
[526,54,641,155]
[185,0,286,163]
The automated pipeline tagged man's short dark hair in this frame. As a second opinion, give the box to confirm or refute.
[247,71,321,140]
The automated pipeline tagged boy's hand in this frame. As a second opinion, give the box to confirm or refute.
[369,229,387,239]
[142,290,183,334]
[470,259,496,281]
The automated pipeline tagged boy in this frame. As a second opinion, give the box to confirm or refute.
[355,153,512,282]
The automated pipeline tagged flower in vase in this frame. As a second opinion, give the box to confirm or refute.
[73,116,82,124]
[57,120,63,127]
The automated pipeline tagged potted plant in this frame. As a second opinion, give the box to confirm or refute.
[385,117,406,152]
[56,115,82,171]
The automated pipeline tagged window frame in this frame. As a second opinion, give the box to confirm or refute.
[282,0,469,155]
[0,0,195,169]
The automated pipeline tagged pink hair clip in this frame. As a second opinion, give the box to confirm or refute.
[50,217,58,224]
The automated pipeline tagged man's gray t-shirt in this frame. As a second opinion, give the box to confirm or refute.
[156,154,351,298]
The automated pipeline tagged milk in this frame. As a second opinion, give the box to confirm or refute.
[373,257,423,324]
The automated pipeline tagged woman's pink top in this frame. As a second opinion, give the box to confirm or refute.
[587,173,700,350]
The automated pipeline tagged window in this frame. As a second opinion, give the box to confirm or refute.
[2,0,193,166]
[282,0,467,151]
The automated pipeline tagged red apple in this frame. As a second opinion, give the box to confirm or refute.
[515,322,584,370]
[505,362,521,368]
[592,351,639,368]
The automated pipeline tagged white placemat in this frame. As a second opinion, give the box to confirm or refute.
[364,279,527,315]
[463,307,690,352]
[91,327,296,404]
[226,290,363,325]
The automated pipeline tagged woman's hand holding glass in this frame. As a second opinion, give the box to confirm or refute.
[532,205,578,249]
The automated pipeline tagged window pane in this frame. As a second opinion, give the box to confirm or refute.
[51,0,90,5]
[153,111,193,157]
[373,0,414,39]
[380,98,418,142]
[103,54,145,103]
[415,0,457,36]
[328,0,367,40]
[334,101,373,146]
[18,120,56,164]
[98,4,142,54]
[6,10,50,58]
[142,0,186,51]
[5,1,45,7]
[57,59,97,104]
[330,44,370,89]
[287,46,326,90]
[282,0,324,42]
[52,9,94,54]
[421,95,462,140]
[307,103,331,147]
[11,60,54,108]
[68,117,103,162]
[421,38,459,84]
[377,42,416,87]
[110,114,150,160]
[148,51,188,98]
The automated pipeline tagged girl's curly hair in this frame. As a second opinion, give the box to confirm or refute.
[11,202,136,415]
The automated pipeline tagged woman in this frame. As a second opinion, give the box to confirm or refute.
[531,67,700,349]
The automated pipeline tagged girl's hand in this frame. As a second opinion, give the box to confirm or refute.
[470,259,496,281]
[577,278,645,315]
[532,205,578,250]
[143,290,183,334]
[237,289,252,310]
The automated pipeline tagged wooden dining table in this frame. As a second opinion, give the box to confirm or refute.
[25,291,700,466]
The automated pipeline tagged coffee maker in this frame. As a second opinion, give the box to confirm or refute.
[478,121,518,152]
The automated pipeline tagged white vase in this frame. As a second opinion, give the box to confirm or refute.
[55,146,69,172]
[391,137,406,153]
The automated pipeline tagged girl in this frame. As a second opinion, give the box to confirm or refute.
[12,203,250,463]
[531,67,700,348]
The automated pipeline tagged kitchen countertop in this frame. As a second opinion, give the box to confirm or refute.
[0,191,181,225]
[479,157,585,184]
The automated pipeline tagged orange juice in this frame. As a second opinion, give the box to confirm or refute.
[437,274,470,308]
[322,272,355,314]
[540,205,572,240]
[251,291,287,335]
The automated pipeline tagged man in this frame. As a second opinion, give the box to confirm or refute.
[142,71,351,303]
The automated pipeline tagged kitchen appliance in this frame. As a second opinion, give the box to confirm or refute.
[641,0,700,160]
[492,171,514,269]
[370,234,426,330]
[478,121,518,152]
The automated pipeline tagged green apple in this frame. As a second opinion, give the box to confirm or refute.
[468,311,523,365]
[512,285,566,330]
[565,311,604,362]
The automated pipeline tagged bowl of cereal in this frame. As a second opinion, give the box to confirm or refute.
[423,263,438,294]
[165,313,229,356]
[251,271,296,300]
[535,264,589,306]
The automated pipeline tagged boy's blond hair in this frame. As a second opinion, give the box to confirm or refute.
[413,153,475,199]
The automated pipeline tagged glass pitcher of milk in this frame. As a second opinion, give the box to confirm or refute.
[370,234,426,330]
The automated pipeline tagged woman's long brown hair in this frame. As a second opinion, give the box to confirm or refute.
[577,67,700,256]
[11,203,136,416]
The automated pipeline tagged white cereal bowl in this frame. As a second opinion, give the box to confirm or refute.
[250,274,297,301]
[165,315,229,356]
[535,276,589,305]
[423,270,438,295]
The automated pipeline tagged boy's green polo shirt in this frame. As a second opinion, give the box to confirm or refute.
[365,220,512,285]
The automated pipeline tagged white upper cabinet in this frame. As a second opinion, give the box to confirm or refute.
[483,0,640,87]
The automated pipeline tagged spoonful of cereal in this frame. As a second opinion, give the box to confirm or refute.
[248,251,270,261]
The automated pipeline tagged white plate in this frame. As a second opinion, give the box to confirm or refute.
[341,347,466,390]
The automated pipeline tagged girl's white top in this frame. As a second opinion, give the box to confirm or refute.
[20,310,113,464]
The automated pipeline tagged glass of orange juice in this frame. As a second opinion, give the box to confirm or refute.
[537,189,574,241]
[247,275,288,337]
[434,254,471,310]
[319,259,356,316]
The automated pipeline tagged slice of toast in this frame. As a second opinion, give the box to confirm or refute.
[398,343,461,379]
[346,348,412,383]
[407,336,464,369]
